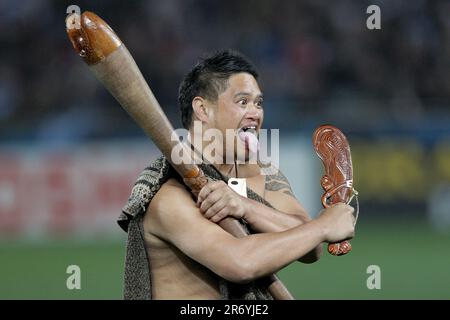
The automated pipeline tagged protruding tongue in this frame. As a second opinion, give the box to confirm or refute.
[238,130,259,154]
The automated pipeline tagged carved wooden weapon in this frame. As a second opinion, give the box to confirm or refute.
[313,125,359,256]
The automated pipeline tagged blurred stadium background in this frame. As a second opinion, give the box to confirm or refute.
[1,0,449,299]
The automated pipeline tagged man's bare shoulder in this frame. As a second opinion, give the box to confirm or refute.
[264,169,309,216]
[264,169,296,198]
[143,178,198,236]
[148,178,196,216]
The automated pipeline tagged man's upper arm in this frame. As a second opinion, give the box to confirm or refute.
[265,170,312,221]
[143,179,245,282]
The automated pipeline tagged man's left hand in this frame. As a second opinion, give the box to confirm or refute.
[197,181,249,223]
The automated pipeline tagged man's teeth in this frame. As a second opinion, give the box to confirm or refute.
[242,126,256,132]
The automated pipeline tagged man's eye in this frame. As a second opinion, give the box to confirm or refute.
[238,99,247,105]
[256,100,263,108]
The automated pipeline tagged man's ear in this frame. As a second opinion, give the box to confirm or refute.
[192,97,209,123]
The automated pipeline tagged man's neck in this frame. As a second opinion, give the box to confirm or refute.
[214,162,261,179]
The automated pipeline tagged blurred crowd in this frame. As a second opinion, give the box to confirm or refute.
[0,0,449,144]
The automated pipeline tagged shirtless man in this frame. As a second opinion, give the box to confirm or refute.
[142,50,355,299]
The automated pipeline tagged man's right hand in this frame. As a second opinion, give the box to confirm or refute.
[317,203,355,243]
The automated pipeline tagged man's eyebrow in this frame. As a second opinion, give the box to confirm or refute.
[234,92,264,99]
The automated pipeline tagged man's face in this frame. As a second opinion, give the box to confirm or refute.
[205,72,264,162]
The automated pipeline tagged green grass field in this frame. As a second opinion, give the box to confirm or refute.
[1,220,449,300]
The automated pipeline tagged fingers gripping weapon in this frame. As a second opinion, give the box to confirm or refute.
[66,11,293,299]
[313,125,359,256]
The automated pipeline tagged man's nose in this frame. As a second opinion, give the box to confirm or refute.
[245,103,261,119]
